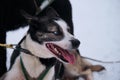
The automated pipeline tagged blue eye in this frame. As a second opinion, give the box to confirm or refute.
[53,31,58,35]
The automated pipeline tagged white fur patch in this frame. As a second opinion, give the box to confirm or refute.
[51,19,74,50]
[21,34,56,58]
[5,54,55,80]
[4,19,78,80]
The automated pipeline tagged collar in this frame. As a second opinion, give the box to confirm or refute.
[12,44,64,79]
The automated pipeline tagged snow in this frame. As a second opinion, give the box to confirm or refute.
[70,0,120,80]
[6,0,120,80]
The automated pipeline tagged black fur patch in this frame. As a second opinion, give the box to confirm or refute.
[55,61,64,79]
[39,57,57,67]
[28,12,64,44]
[0,0,73,76]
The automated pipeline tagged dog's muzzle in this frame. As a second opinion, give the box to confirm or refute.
[70,39,80,49]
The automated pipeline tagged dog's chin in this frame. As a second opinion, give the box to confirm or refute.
[46,43,75,64]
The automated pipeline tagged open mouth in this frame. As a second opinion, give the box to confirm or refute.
[46,43,75,64]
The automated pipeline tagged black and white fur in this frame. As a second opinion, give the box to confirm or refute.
[0,8,80,80]
[0,0,73,76]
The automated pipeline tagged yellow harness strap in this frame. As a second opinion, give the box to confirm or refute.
[0,43,15,49]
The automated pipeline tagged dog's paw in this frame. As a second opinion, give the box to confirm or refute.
[89,65,105,72]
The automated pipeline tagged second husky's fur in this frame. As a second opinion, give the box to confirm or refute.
[63,50,105,80]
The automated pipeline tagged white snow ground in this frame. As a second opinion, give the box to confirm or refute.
[7,0,120,80]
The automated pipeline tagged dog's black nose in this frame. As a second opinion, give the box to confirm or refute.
[71,39,80,49]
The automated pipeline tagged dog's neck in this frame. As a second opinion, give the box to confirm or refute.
[18,52,53,79]
[21,34,55,58]
[18,35,57,67]
[9,34,57,80]
[8,33,65,80]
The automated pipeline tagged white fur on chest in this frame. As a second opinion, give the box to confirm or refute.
[20,53,46,78]
[5,53,55,80]
[21,53,55,80]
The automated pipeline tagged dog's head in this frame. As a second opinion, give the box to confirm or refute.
[21,8,80,64]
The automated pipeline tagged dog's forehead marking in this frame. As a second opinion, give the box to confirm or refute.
[54,19,69,32]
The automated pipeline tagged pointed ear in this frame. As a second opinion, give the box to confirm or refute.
[20,10,38,22]
[46,7,60,18]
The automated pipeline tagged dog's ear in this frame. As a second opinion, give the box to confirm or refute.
[46,7,60,18]
[20,10,38,23]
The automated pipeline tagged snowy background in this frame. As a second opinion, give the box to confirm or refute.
[6,0,120,80]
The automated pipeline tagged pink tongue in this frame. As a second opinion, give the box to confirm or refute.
[61,50,75,64]
[46,43,75,64]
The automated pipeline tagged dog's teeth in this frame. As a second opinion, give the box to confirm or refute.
[57,52,61,55]
[54,48,58,52]
[54,48,61,55]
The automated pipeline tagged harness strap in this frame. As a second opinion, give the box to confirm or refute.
[16,45,56,80]
[17,45,63,80]
[20,56,53,80]
[37,65,53,80]
[0,43,16,49]
[0,43,63,79]
[20,56,29,80]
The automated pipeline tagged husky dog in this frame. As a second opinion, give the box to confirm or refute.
[0,8,80,80]
[0,0,73,76]
[62,50,105,80]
